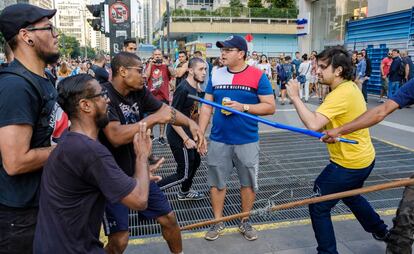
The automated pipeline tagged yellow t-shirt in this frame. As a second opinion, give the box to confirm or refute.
[316,80,375,169]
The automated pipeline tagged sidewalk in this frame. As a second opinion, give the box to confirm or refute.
[125,213,400,254]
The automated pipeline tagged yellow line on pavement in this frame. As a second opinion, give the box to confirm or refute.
[372,136,414,152]
[127,209,396,246]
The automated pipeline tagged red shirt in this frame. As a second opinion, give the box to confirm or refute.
[381,57,393,76]
[146,64,171,102]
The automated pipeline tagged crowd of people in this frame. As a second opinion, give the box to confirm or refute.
[0,3,414,254]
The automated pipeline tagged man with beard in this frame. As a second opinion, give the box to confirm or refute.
[33,74,154,253]
[157,57,207,200]
[100,52,204,254]
[0,4,68,254]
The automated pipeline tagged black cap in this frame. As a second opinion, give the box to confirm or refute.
[0,3,56,42]
[216,35,248,53]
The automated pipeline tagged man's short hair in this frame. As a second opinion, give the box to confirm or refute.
[317,46,353,80]
[123,38,136,47]
[392,49,400,54]
[357,52,363,56]
[178,50,187,56]
[94,54,106,63]
[4,43,13,62]
[295,51,300,54]
[194,50,202,56]
[111,52,141,77]
[284,56,291,61]
[153,48,162,54]
[57,74,96,119]
[188,57,205,69]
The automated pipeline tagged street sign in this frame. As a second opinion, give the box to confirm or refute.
[108,0,131,57]
[109,2,129,24]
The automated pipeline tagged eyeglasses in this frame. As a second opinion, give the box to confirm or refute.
[85,89,109,100]
[126,66,144,74]
[26,25,59,37]
[318,64,330,70]
[220,48,239,53]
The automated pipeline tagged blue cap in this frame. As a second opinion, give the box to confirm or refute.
[0,3,56,41]
[216,35,248,53]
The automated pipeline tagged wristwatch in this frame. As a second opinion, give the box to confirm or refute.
[243,104,250,112]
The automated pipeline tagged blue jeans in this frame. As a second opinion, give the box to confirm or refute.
[388,81,400,98]
[362,79,368,102]
[309,160,388,254]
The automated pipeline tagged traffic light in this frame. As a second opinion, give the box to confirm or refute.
[86,3,105,33]
[86,4,101,17]
[87,18,101,31]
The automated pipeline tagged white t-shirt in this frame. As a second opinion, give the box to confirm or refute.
[299,61,312,79]
[257,63,272,78]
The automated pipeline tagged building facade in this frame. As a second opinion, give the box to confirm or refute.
[298,0,414,54]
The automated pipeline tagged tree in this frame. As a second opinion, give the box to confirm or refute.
[266,0,296,8]
[229,0,243,8]
[58,34,81,58]
[0,33,5,52]
[80,46,97,59]
[248,0,263,8]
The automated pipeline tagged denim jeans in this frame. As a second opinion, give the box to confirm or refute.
[309,160,388,254]
[388,81,401,98]
[362,79,368,102]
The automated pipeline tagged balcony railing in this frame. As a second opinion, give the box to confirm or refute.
[171,7,298,19]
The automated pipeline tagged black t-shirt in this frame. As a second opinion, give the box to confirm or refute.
[34,132,136,254]
[0,60,63,208]
[99,82,163,176]
[91,64,109,84]
[166,80,200,147]
[175,62,188,88]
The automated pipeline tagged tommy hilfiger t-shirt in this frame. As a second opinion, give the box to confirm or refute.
[205,66,273,145]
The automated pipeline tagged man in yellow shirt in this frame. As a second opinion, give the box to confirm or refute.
[286,46,389,254]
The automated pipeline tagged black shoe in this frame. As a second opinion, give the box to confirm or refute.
[158,137,167,146]
[372,230,391,242]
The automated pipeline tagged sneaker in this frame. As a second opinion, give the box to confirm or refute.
[372,230,391,242]
[319,98,323,104]
[377,99,385,103]
[158,137,167,146]
[239,219,258,241]
[178,190,205,201]
[205,222,225,241]
[148,154,162,165]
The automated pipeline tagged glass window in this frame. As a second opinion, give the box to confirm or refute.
[311,0,367,51]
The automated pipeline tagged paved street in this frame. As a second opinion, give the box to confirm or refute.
[126,95,414,254]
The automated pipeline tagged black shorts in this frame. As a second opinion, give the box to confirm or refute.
[103,181,172,235]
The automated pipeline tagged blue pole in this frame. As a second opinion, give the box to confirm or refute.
[189,95,358,144]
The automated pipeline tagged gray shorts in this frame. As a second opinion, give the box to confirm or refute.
[381,77,389,91]
[207,140,259,191]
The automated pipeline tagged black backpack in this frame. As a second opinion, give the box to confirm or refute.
[398,57,406,77]
[0,65,56,146]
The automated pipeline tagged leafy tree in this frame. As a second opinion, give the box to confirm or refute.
[248,0,263,8]
[0,33,5,52]
[58,34,81,58]
[229,0,243,8]
[80,46,97,59]
[266,0,296,9]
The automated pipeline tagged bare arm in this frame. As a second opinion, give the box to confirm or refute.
[405,63,410,81]
[104,104,203,147]
[286,80,330,131]
[380,61,385,77]
[0,124,54,176]
[198,93,214,134]
[176,62,188,78]
[145,62,153,80]
[225,94,275,116]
